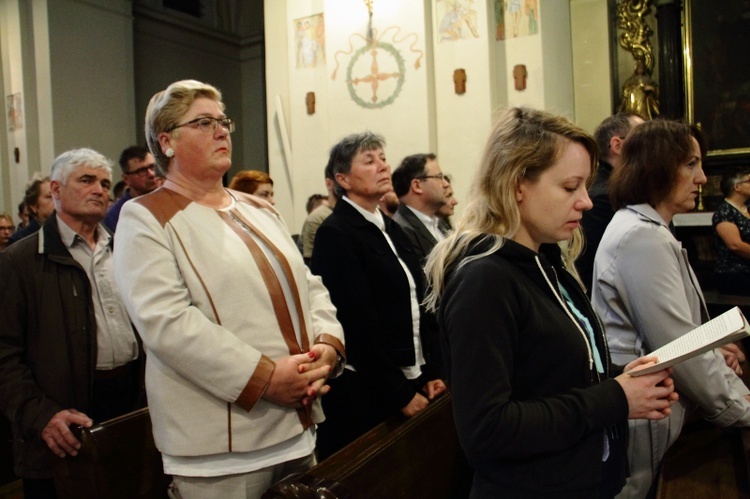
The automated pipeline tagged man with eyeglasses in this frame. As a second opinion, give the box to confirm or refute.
[391,153,450,263]
[104,145,158,232]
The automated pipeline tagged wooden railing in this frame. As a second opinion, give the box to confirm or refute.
[657,418,750,499]
[52,408,169,499]
[263,393,472,498]
[46,374,750,498]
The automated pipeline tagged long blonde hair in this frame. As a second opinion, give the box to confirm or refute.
[424,107,597,311]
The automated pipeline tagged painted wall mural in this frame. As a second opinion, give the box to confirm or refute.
[294,13,326,69]
[331,27,423,109]
[495,0,538,40]
[436,0,480,41]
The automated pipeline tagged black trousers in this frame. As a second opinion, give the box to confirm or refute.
[92,360,143,423]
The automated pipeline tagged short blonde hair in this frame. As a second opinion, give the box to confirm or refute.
[424,107,598,310]
[144,80,224,173]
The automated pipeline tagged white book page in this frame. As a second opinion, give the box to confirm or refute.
[630,307,748,376]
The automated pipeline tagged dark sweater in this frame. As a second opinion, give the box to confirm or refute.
[579,160,614,293]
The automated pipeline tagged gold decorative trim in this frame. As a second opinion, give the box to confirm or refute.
[683,0,694,125]
[616,0,655,72]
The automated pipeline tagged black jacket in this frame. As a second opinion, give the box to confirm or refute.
[311,199,441,410]
[392,204,438,263]
[578,160,614,293]
[0,216,98,478]
[439,238,628,497]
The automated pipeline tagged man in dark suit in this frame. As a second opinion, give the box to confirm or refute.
[391,154,450,261]
[311,133,446,459]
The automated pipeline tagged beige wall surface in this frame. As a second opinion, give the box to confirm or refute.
[1,0,135,217]
[1,0,614,223]
[0,0,266,218]
[571,0,613,135]
[264,0,610,230]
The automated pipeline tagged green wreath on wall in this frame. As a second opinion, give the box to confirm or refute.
[345,40,406,109]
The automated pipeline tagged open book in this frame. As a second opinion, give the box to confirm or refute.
[629,306,750,377]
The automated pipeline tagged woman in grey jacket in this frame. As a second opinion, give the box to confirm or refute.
[425,107,677,498]
[592,120,750,498]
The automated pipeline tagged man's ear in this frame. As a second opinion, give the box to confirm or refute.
[50,180,62,201]
[610,135,625,156]
[411,178,424,194]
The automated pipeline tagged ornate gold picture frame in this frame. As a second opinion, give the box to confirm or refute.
[683,0,750,158]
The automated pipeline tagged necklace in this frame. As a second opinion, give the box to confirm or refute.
[725,198,749,215]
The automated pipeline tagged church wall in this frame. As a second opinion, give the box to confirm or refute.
[1,0,135,217]
[266,0,435,232]
[0,0,267,217]
[540,0,574,117]
[132,9,247,178]
[0,0,614,223]
[0,0,29,215]
[264,0,601,230]
[432,0,493,226]
[47,0,136,161]
[570,0,612,134]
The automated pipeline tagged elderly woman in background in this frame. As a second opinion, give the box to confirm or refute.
[712,168,750,295]
[8,175,55,246]
[424,107,676,498]
[113,80,345,499]
[311,132,446,460]
[229,170,276,205]
[592,120,750,498]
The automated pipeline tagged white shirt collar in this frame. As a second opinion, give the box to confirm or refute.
[406,205,439,229]
[343,196,386,232]
[406,205,444,241]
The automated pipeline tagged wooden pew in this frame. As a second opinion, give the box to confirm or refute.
[52,408,170,499]
[656,418,750,499]
[656,338,750,499]
[263,393,472,498]
[702,289,750,319]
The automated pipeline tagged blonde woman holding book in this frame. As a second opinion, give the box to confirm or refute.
[425,108,677,498]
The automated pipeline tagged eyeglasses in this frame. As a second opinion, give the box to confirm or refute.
[418,173,445,181]
[126,164,156,177]
[170,117,235,134]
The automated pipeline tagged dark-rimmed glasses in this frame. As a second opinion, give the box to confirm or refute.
[418,173,445,181]
[126,164,156,177]
[169,117,235,134]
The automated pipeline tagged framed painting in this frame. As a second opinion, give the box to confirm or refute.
[684,0,750,157]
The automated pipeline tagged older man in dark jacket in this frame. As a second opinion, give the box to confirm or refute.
[0,148,143,499]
